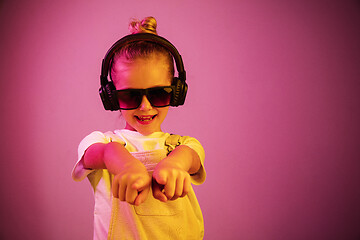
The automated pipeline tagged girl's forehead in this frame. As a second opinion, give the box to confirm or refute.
[113,53,170,71]
[112,54,172,89]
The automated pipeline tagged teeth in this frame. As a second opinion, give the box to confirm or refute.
[136,115,155,121]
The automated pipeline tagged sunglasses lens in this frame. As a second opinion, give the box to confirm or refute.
[117,90,141,109]
[116,87,173,110]
[147,87,173,107]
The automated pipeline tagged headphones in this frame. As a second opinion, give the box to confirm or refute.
[99,33,188,111]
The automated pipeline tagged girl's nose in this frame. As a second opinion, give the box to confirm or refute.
[139,95,152,110]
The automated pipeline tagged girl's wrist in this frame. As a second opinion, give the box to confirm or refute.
[103,142,139,174]
[166,145,194,172]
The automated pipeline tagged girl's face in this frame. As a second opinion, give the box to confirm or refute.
[112,53,172,135]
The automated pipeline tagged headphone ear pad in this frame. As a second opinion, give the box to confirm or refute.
[171,77,188,106]
[99,81,119,111]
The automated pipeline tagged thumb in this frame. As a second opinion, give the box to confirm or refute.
[134,186,150,206]
[153,171,167,186]
[152,179,167,202]
[132,178,147,191]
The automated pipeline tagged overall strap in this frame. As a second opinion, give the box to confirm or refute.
[164,134,182,155]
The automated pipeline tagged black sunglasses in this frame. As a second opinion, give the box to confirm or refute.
[114,86,174,110]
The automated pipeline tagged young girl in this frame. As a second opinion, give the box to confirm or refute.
[72,17,206,240]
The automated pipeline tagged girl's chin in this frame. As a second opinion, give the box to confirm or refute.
[137,127,161,135]
[125,124,161,135]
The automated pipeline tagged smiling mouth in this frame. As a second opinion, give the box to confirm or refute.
[135,115,157,122]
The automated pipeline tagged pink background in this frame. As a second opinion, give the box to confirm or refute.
[1,0,359,239]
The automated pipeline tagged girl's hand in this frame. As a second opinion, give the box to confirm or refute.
[84,141,153,205]
[152,158,191,202]
[112,161,151,206]
[152,145,200,202]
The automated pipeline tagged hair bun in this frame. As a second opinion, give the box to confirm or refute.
[129,16,157,35]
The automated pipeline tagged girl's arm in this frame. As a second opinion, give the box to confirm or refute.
[152,145,201,202]
[83,142,151,206]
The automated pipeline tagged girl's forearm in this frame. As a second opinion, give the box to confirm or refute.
[83,143,107,169]
[166,145,201,174]
[83,142,140,174]
[103,142,141,174]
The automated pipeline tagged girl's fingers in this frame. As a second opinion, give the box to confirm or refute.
[133,177,150,205]
[181,175,191,198]
[112,177,119,199]
[118,180,127,202]
[153,171,167,186]
[125,184,138,204]
[132,178,144,191]
[154,170,192,201]
[172,174,190,200]
[173,176,184,200]
[152,179,167,202]
[164,174,176,200]
[134,185,150,206]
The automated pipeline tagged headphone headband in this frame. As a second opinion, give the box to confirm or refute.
[100,33,186,86]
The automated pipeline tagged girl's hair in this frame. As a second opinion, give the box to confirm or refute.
[111,17,175,81]
[128,16,158,35]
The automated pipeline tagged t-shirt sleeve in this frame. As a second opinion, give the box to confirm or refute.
[71,131,125,182]
[181,136,206,185]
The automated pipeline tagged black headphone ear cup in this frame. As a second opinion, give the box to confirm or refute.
[171,77,188,106]
[99,81,119,111]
